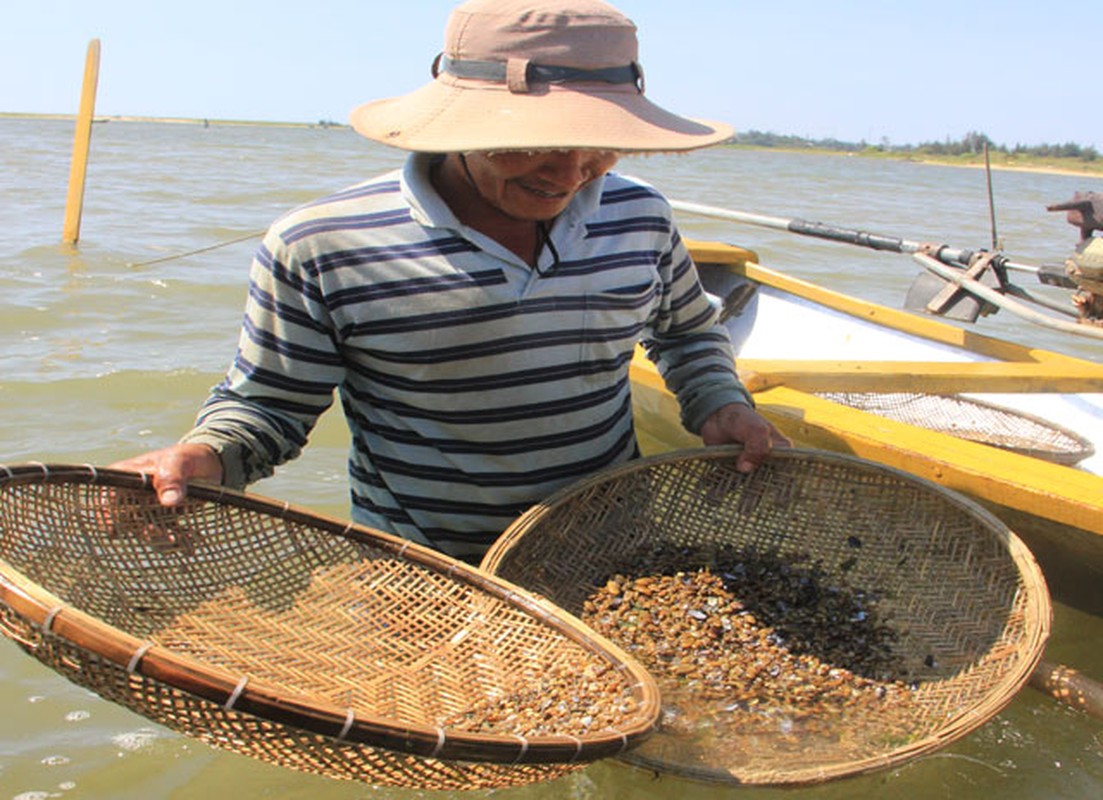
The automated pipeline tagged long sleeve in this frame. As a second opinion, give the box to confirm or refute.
[642,227,754,434]
[178,226,344,488]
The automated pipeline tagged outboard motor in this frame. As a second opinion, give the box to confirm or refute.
[1047,192,1103,325]
[1047,191,1103,242]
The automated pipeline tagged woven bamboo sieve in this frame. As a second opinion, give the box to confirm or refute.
[814,391,1094,466]
[0,464,661,791]
[481,447,1051,786]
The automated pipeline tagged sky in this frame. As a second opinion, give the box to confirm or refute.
[2,0,1098,150]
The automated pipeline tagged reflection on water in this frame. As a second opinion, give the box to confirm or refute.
[0,118,1100,799]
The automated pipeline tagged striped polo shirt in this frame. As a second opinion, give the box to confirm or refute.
[180,153,750,559]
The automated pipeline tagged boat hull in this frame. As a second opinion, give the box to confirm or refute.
[630,241,1103,612]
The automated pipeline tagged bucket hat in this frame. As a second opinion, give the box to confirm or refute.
[349,0,733,153]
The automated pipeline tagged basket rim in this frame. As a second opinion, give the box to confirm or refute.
[0,462,661,766]
[485,446,1040,573]
[480,446,1053,784]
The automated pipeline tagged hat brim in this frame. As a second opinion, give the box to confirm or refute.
[349,79,733,153]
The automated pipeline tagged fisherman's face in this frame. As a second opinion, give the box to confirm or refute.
[463,149,619,221]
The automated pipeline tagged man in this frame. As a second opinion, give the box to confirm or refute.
[112,0,789,561]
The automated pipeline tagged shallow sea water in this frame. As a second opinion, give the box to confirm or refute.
[0,118,1100,799]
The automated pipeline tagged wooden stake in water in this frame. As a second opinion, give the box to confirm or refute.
[62,39,101,246]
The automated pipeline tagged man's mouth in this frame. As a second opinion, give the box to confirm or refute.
[517,182,569,200]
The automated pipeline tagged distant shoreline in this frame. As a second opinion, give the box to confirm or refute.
[915,159,1095,179]
[4,111,1100,179]
[0,111,341,130]
[721,143,1103,180]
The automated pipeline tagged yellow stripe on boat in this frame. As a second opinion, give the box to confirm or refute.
[630,351,1103,535]
[737,359,1103,394]
[629,240,1103,541]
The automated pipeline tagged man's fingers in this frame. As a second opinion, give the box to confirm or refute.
[152,450,195,507]
[108,444,222,509]
[155,480,186,507]
[770,425,793,449]
[735,429,772,473]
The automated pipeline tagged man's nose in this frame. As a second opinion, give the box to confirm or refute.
[540,150,588,186]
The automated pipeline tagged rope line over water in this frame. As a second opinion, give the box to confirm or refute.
[127,230,266,268]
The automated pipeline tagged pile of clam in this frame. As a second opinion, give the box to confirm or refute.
[581,544,919,744]
[441,650,642,738]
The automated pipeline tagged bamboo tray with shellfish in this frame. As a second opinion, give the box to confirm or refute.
[0,463,661,792]
[481,446,1051,786]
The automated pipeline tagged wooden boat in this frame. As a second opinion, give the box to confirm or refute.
[629,239,1103,613]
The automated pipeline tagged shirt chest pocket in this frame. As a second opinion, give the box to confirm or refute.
[576,278,661,378]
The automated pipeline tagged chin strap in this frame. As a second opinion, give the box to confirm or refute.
[534,220,561,275]
[458,153,561,275]
[457,152,478,190]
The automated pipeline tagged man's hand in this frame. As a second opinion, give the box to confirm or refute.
[698,403,791,473]
[109,444,223,507]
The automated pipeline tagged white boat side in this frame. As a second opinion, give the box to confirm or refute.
[727,283,1103,475]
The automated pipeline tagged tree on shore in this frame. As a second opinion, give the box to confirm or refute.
[733,130,1099,163]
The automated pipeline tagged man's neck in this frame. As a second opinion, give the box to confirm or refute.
[431,154,544,267]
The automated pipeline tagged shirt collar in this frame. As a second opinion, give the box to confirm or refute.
[402,153,456,228]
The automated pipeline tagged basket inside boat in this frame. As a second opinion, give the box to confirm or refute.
[814,391,1094,466]
[481,447,1051,786]
[0,464,660,791]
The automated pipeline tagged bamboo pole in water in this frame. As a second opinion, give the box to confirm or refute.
[1030,659,1103,720]
[984,142,1001,251]
[62,39,101,246]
